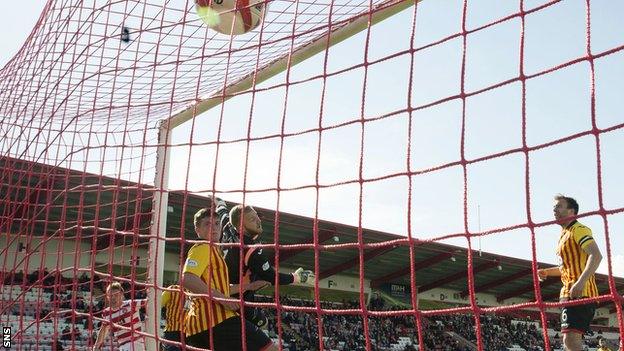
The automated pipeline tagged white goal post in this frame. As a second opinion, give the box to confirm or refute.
[145,0,418,349]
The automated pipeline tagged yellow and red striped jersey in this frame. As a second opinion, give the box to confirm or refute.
[556,221,599,299]
[183,243,237,336]
[161,285,186,333]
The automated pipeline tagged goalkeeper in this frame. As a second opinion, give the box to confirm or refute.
[213,199,315,327]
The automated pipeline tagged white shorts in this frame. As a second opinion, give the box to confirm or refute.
[119,339,146,351]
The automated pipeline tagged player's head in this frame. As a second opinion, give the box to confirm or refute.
[553,194,579,225]
[598,338,605,347]
[194,207,221,242]
[229,204,262,236]
[106,282,124,309]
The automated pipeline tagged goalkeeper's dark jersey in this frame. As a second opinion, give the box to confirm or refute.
[217,207,294,302]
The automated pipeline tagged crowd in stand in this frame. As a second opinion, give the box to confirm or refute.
[2,273,149,349]
[2,269,145,296]
[2,271,621,351]
[257,294,553,351]
[258,294,621,351]
[431,314,545,351]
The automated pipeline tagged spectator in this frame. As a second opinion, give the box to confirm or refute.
[61,326,71,341]
[52,339,64,351]
[598,337,614,351]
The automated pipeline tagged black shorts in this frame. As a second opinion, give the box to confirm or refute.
[160,331,182,351]
[561,301,596,334]
[185,316,272,351]
[245,308,268,328]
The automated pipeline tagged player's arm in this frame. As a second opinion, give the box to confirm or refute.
[212,197,231,239]
[213,196,228,218]
[213,197,243,246]
[182,273,238,310]
[247,249,315,286]
[181,245,238,310]
[570,227,602,297]
[92,323,109,350]
[206,195,234,243]
[537,266,561,281]
[161,289,171,317]
[128,298,148,310]
[220,222,239,245]
[230,280,271,295]
[246,248,295,285]
[161,289,171,307]
[575,241,602,287]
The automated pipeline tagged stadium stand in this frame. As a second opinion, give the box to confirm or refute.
[1,159,622,350]
[1,272,622,350]
[256,294,620,351]
[1,274,146,351]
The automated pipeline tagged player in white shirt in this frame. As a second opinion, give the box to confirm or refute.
[93,282,146,351]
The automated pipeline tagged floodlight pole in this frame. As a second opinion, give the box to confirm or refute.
[145,119,171,351]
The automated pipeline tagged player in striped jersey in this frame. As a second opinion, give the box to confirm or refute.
[597,337,613,351]
[538,195,603,351]
[93,282,146,351]
[181,204,278,351]
[160,285,187,351]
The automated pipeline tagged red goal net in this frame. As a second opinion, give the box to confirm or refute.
[1,0,623,350]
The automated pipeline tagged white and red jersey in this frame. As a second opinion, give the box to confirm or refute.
[100,299,146,347]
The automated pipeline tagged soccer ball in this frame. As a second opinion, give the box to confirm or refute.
[195,0,267,35]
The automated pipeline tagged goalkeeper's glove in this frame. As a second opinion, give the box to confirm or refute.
[214,197,227,213]
[292,267,315,286]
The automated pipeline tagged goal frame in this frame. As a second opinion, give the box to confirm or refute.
[145,0,419,349]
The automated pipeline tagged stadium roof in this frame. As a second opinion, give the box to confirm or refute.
[1,156,623,309]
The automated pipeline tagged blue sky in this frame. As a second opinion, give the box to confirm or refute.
[165,0,624,277]
[1,0,623,278]
[0,1,41,69]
